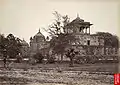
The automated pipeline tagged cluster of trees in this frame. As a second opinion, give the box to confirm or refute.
[96,32,119,48]
[0,34,22,58]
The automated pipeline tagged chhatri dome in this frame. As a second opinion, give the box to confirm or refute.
[72,14,84,23]
[71,13,93,26]
[34,28,45,38]
[30,28,45,43]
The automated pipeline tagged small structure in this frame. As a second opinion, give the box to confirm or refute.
[29,29,50,56]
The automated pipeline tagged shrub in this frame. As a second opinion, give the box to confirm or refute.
[33,52,44,63]
[47,56,55,64]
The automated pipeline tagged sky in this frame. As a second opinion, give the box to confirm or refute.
[0,0,119,43]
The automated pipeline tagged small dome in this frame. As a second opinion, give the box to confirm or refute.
[34,29,45,38]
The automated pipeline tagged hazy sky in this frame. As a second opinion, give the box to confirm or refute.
[0,0,119,43]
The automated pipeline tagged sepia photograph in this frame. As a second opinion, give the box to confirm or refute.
[0,0,120,85]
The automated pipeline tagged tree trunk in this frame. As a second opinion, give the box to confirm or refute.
[104,37,106,55]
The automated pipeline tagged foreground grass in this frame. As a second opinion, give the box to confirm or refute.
[0,69,113,85]
[0,62,117,85]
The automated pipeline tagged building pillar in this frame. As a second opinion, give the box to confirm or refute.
[81,27,84,33]
[85,28,87,34]
[83,27,85,33]
[89,27,90,34]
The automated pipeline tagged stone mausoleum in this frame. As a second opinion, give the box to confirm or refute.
[29,29,50,56]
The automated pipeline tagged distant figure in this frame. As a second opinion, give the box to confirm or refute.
[3,49,7,68]
[16,53,22,63]
[3,57,7,68]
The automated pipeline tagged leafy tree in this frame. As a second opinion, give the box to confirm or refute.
[0,33,22,58]
[96,32,119,54]
[6,34,22,58]
[0,34,8,68]
[96,32,119,47]
[0,34,8,53]
[46,11,76,62]
[0,34,22,68]
[48,11,70,37]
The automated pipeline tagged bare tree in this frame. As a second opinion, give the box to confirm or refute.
[48,11,70,36]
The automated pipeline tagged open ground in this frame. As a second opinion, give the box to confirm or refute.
[0,62,118,85]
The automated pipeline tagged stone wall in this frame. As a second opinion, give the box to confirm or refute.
[73,34,104,46]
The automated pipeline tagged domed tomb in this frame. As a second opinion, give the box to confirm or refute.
[33,29,45,43]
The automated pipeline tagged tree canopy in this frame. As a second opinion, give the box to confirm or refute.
[0,33,22,58]
[96,32,119,48]
[48,11,76,55]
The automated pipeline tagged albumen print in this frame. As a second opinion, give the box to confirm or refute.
[0,0,120,85]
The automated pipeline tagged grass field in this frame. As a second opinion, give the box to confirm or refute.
[0,62,118,85]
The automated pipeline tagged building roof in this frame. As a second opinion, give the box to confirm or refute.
[71,16,93,26]
[64,16,93,30]
[72,16,84,23]
[34,29,45,38]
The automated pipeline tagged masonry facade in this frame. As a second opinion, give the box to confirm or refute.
[63,16,105,56]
